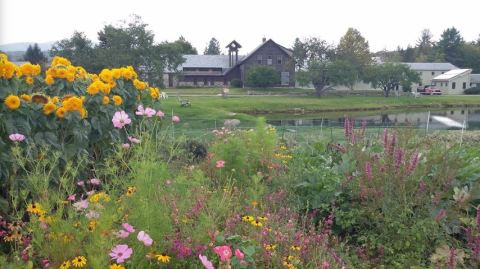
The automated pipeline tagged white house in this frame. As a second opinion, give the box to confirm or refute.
[403,62,459,88]
[431,69,472,94]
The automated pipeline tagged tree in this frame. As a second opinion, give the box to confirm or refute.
[460,44,480,73]
[293,37,336,96]
[204,38,221,55]
[245,66,280,88]
[328,60,358,90]
[50,31,97,71]
[437,27,465,66]
[24,43,46,64]
[173,36,198,55]
[399,45,416,62]
[336,28,372,79]
[364,63,420,97]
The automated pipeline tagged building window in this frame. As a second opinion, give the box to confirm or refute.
[463,82,467,89]
[267,55,272,65]
[431,71,435,75]
[446,82,449,87]
[452,82,456,89]
[440,82,443,86]
[277,56,282,65]
[257,55,262,64]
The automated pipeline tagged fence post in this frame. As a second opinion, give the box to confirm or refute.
[425,111,431,136]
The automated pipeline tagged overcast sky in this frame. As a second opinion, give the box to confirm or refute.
[1,0,479,53]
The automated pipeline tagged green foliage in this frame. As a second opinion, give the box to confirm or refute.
[50,32,98,72]
[24,43,46,65]
[464,86,480,95]
[230,79,243,88]
[438,27,465,67]
[245,66,280,88]
[204,37,221,55]
[336,27,372,82]
[364,63,420,97]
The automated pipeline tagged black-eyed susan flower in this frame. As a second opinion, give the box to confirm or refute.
[155,253,171,263]
[250,220,263,227]
[71,256,87,268]
[60,260,71,269]
[242,215,254,222]
[290,245,301,251]
[109,264,125,269]
[26,202,45,215]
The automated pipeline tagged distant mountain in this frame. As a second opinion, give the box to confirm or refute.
[0,41,55,52]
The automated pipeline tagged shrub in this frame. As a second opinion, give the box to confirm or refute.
[230,79,243,88]
[464,86,480,94]
[245,66,280,88]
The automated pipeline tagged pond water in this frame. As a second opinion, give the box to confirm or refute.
[265,108,480,130]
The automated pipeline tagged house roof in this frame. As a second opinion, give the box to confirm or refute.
[432,69,472,81]
[403,62,458,71]
[176,54,246,70]
[471,74,480,83]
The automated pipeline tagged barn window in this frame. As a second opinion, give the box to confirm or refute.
[277,56,282,65]
[257,55,262,64]
[452,82,456,89]
[267,55,272,65]
[431,72,435,75]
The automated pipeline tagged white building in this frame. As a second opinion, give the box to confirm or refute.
[431,69,472,94]
[403,62,459,88]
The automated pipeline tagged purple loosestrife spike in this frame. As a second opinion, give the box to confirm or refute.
[395,149,404,170]
[365,162,373,180]
[448,248,455,269]
[406,151,419,176]
[383,128,389,151]
[389,133,397,155]
[344,117,351,139]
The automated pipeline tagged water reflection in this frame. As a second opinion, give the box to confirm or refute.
[266,109,479,130]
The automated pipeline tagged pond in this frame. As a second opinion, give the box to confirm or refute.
[265,108,480,130]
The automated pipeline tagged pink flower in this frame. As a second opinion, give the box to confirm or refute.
[89,178,101,185]
[77,181,85,186]
[137,231,153,246]
[213,245,232,261]
[112,111,132,129]
[199,254,215,269]
[109,244,133,263]
[364,162,372,180]
[322,260,331,269]
[122,223,135,233]
[9,133,25,142]
[122,143,130,149]
[216,160,225,168]
[73,199,89,211]
[114,230,130,239]
[156,110,165,117]
[86,190,95,196]
[172,115,180,123]
[67,194,76,201]
[144,107,156,117]
[128,136,141,144]
[135,105,145,116]
[234,249,244,260]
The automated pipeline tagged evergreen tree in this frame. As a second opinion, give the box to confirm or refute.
[24,43,46,64]
[437,27,464,66]
[203,38,221,55]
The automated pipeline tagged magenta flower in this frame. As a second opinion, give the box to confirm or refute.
[137,231,153,246]
[135,105,145,116]
[122,143,130,149]
[114,230,130,239]
[322,260,331,269]
[234,248,244,260]
[199,254,215,269]
[89,178,101,185]
[9,133,25,142]
[128,136,141,144]
[144,107,156,117]
[156,110,165,117]
[109,244,133,263]
[67,194,76,201]
[213,245,232,261]
[216,160,225,168]
[172,115,180,123]
[122,223,135,233]
[364,162,372,180]
[112,111,132,129]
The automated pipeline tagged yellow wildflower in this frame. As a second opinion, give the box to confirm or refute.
[102,96,110,105]
[4,95,21,110]
[43,102,56,115]
[20,94,31,103]
[56,107,66,118]
[71,256,87,268]
[155,253,171,263]
[60,260,71,269]
[112,95,122,106]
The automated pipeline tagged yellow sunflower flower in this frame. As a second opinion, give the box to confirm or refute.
[112,95,122,106]
[43,102,56,115]
[102,96,110,105]
[56,107,66,118]
[20,94,31,103]
[4,95,21,110]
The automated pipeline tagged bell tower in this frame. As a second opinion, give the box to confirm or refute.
[226,40,242,67]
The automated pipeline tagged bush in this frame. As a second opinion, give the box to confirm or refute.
[230,79,243,88]
[245,66,280,88]
[464,86,480,94]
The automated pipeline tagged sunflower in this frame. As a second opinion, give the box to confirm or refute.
[62,96,83,111]
[71,256,87,268]
[155,253,171,263]
[60,260,71,269]
[45,75,55,85]
[25,76,34,85]
[112,95,122,106]
[79,108,88,119]
[149,87,160,99]
[102,96,110,105]
[109,264,125,269]
[31,94,49,104]
[43,102,56,115]
[4,95,21,110]
[20,94,31,103]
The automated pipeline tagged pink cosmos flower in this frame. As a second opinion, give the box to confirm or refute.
[144,107,156,117]
[135,105,145,116]
[122,223,135,233]
[234,249,244,260]
[73,199,89,211]
[67,194,76,201]
[172,115,180,123]
[77,181,85,186]
[9,133,25,142]
[114,230,130,239]
[89,178,101,185]
[156,110,165,117]
[122,143,130,149]
[199,254,215,269]
[128,136,141,144]
[112,111,132,129]
[216,160,225,168]
[137,231,153,246]
[213,245,232,262]
[109,244,133,263]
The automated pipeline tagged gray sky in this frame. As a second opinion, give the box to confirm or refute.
[1,0,479,52]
